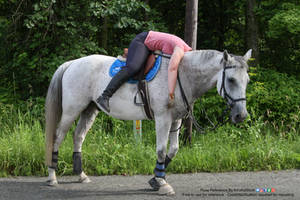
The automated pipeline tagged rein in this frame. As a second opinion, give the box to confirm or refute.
[176,71,229,134]
[178,61,247,133]
[179,61,247,133]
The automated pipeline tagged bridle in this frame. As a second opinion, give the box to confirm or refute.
[219,62,247,108]
[174,60,247,134]
[156,52,247,134]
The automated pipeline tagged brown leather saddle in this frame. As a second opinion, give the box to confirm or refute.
[133,51,160,120]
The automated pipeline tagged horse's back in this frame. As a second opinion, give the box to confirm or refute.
[60,55,115,112]
[59,54,148,120]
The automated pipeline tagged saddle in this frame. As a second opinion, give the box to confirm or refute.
[110,49,165,119]
[110,52,161,84]
[134,51,162,120]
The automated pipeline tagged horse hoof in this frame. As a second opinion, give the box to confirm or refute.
[79,172,91,183]
[79,176,91,183]
[47,179,58,186]
[148,177,160,191]
[158,183,175,195]
[149,177,175,195]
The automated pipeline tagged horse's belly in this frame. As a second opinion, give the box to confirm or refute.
[108,85,149,120]
[109,101,148,120]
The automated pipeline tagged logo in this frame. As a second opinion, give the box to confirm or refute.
[271,188,276,193]
[260,189,264,192]
[256,188,276,193]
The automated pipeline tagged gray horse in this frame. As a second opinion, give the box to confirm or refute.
[45,49,251,195]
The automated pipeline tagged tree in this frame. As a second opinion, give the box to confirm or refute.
[0,0,158,100]
[184,0,198,50]
[246,0,259,66]
[182,0,198,145]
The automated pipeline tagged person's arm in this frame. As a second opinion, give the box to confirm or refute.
[168,46,184,100]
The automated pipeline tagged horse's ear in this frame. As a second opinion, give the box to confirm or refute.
[243,49,252,61]
[223,50,232,62]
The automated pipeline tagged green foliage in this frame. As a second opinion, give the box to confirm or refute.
[257,1,300,74]
[0,0,163,100]
[267,3,300,38]
[1,0,300,103]
[91,0,151,29]
[247,67,300,130]
[267,2,300,73]
[1,0,102,98]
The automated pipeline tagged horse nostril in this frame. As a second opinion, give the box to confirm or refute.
[234,112,247,122]
[235,114,241,121]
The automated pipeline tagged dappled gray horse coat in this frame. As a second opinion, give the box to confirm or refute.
[45,49,251,195]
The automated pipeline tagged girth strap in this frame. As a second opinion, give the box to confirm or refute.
[134,79,154,119]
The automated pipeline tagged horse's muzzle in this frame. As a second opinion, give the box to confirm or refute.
[231,104,248,124]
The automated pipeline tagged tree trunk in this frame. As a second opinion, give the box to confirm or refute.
[183,0,198,145]
[184,0,198,50]
[99,17,108,51]
[144,0,149,21]
[246,0,259,66]
[218,0,225,50]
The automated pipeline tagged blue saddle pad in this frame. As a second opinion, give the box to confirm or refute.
[109,56,162,84]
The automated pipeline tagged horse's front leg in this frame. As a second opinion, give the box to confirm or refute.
[148,114,175,195]
[165,119,182,167]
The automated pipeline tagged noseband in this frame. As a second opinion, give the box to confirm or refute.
[219,63,246,108]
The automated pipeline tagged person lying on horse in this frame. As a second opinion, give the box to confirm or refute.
[96,31,192,112]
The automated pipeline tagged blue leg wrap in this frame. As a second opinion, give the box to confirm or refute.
[154,161,165,178]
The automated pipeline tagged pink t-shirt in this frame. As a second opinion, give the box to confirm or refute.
[144,31,192,54]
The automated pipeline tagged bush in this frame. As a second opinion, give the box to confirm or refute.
[247,67,300,129]
[0,0,164,99]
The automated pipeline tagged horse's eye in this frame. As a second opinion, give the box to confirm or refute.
[228,77,235,84]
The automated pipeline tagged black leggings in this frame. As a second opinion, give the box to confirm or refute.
[125,32,150,76]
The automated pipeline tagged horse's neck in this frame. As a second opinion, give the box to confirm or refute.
[180,50,223,101]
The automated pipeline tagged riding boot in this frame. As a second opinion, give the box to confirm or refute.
[96,68,130,112]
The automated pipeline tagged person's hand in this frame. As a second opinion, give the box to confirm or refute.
[168,93,175,108]
[123,48,128,58]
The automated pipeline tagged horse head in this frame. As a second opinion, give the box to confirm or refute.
[216,49,252,123]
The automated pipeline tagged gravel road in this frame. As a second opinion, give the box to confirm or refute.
[0,170,299,200]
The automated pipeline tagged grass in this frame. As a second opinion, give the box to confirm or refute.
[0,102,299,177]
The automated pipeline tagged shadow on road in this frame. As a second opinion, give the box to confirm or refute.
[0,181,159,200]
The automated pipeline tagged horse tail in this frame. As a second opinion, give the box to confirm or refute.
[45,61,73,166]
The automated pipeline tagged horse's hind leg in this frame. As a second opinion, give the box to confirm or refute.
[47,110,80,186]
[73,103,99,183]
